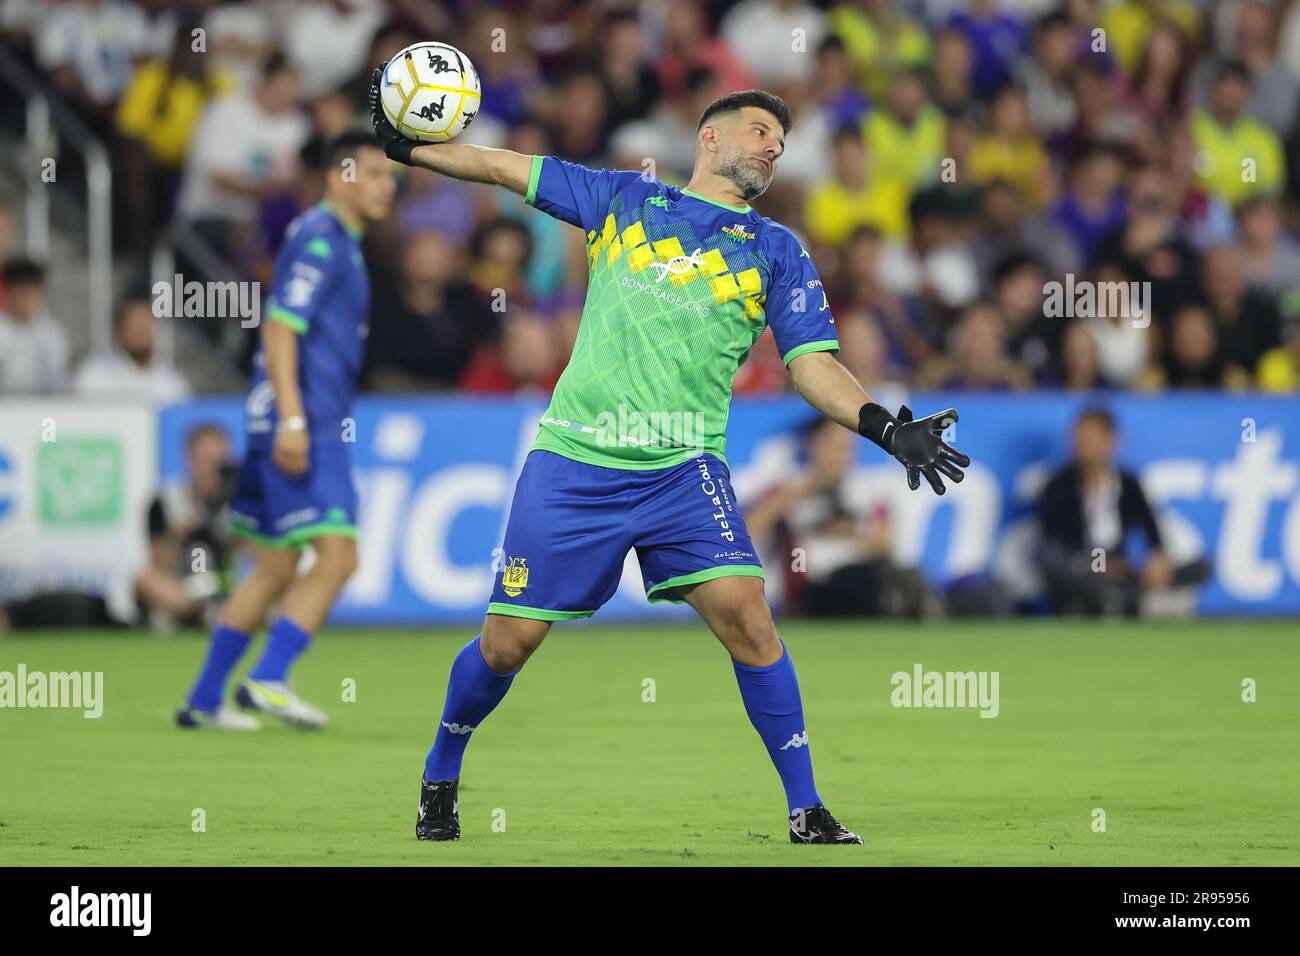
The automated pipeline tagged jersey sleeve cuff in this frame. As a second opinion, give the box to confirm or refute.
[781,339,840,367]
[524,155,543,206]
[267,306,308,334]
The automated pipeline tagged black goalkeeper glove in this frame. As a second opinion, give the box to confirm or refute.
[858,402,970,495]
[369,66,417,166]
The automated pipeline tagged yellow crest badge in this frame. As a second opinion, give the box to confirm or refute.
[502,556,529,597]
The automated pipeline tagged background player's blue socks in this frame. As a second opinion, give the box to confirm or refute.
[248,616,312,684]
[425,635,517,782]
[187,624,252,712]
[732,642,822,812]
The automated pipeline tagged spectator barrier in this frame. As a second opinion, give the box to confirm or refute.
[3,394,1295,624]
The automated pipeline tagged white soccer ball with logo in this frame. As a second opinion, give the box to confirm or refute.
[379,41,481,143]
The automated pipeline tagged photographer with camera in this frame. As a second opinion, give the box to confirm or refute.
[135,423,239,631]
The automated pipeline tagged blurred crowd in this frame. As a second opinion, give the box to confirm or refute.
[2,0,1300,403]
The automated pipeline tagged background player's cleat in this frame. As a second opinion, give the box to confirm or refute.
[235,679,328,730]
[789,805,863,844]
[416,778,460,841]
[175,704,261,731]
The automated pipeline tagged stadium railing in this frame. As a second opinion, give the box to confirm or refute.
[0,41,113,355]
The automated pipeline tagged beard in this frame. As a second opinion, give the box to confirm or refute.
[713,140,772,201]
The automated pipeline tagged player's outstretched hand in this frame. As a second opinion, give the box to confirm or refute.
[858,402,970,495]
[890,405,969,494]
[369,66,417,166]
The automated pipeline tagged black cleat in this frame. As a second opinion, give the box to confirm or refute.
[416,778,460,841]
[789,805,863,845]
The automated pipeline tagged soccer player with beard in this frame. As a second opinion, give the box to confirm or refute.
[371,74,970,844]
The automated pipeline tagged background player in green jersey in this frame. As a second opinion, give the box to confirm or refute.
[371,73,969,845]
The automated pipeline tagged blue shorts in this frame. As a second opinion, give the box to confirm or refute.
[227,434,357,548]
[488,450,764,620]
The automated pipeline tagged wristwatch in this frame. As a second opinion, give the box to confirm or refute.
[276,415,307,434]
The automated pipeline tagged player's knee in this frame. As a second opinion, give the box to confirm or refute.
[257,547,302,590]
[481,615,548,672]
[313,537,359,582]
[720,597,779,658]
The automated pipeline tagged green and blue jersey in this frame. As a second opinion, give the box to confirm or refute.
[525,155,839,470]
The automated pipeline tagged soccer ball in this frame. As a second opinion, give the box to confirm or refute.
[379,41,481,143]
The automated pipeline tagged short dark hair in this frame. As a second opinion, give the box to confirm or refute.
[817,34,846,57]
[261,51,295,80]
[1076,407,1116,433]
[684,66,716,96]
[185,422,231,455]
[601,7,639,30]
[831,123,861,146]
[1037,11,1071,33]
[3,258,45,286]
[992,251,1043,285]
[696,89,792,134]
[325,130,384,170]
[469,217,533,262]
[113,296,153,328]
[1216,61,1251,86]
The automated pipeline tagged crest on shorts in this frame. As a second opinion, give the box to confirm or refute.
[502,556,529,597]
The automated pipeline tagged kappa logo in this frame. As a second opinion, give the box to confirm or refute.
[647,196,670,208]
[779,730,809,750]
[502,556,529,596]
[648,247,707,283]
[441,721,475,734]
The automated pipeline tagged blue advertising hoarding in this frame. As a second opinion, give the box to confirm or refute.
[159,393,1300,621]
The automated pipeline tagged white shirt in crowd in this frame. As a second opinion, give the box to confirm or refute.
[74,351,192,406]
[1087,312,1150,387]
[203,2,274,94]
[35,0,147,104]
[0,310,69,395]
[719,0,826,86]
[1081,469,1123,554]
[273,0,385,99]
[176,93,309,224]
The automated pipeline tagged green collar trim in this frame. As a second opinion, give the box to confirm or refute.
[321,201,363,239]
[681,188,751,214]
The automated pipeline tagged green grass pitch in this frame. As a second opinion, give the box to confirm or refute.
[1,620,1297,866]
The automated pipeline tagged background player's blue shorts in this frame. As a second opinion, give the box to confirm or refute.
[488,450,764,620]
[228,433,357,548]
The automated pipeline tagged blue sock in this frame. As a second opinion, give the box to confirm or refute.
[187,624,252,712]
[247,616,312,684]
[733,641,822,813]
[424,635,517,782]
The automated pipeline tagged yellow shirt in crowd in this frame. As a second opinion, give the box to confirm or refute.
[1257,347,1300,392]
[1189,109,1285,206]
[805,176,911,245]
[828,4,931,102]
[1100,1,1202,76]
[968,135,1052,208]
[117,62,232,168]
[863,106,947,194]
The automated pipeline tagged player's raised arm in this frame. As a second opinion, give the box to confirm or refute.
[787,351,971,496]
[368,69,532,195]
